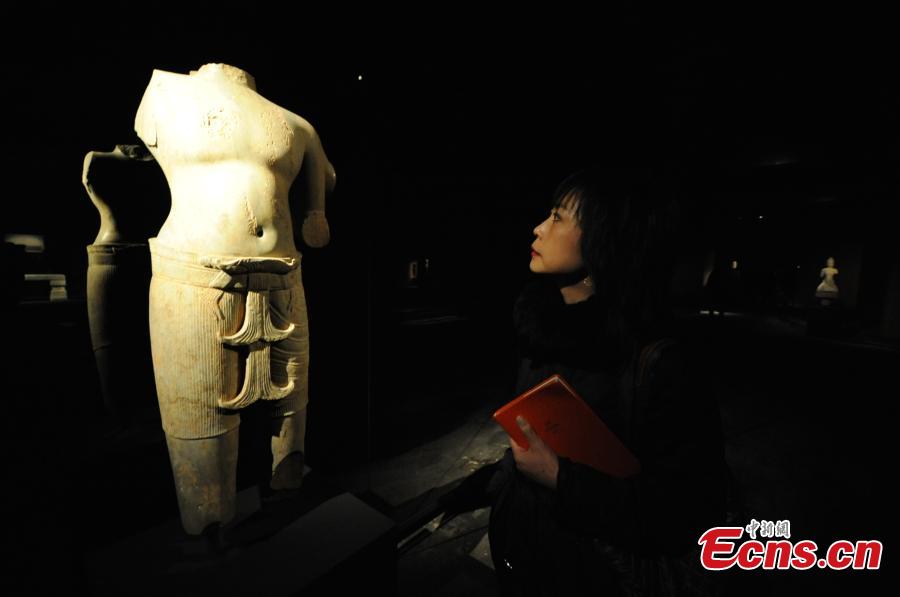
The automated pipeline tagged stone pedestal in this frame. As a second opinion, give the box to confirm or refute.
[83,491,397,596]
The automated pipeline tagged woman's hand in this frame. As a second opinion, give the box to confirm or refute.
[509,415,559,490]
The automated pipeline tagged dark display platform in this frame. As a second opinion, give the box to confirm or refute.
[84,485,397,596]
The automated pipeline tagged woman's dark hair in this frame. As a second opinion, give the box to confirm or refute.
[552,165,681,363]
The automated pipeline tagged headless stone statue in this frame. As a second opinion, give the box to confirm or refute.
[82,144,167,427]
[135,63,335,535]
[82,144,165,244]
[815,256,839,305]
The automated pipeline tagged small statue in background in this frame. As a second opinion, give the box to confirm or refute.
[82,144,167,427]
[815,256,839,305]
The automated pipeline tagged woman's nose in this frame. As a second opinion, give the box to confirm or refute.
[533,219,545,237]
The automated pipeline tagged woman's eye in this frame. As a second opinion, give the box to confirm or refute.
[551,212,561,222]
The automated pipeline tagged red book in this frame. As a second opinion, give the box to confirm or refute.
[493,374,641,478]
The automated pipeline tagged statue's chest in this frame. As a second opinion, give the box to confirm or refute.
[153,87,298,173]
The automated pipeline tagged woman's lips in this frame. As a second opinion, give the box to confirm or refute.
[531,249,540,257]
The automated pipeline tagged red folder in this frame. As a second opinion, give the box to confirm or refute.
[493,374,641,478]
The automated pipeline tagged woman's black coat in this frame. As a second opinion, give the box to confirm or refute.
[487,277,729,596]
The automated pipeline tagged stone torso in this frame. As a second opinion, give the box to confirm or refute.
[135,68,313,257]
[820,267,838,289]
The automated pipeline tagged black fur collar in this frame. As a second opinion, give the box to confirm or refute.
[512,276,608,370]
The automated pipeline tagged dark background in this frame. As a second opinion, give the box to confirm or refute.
[3,6,897,594]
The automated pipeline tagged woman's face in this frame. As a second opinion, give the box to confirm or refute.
[529,199,584,274]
